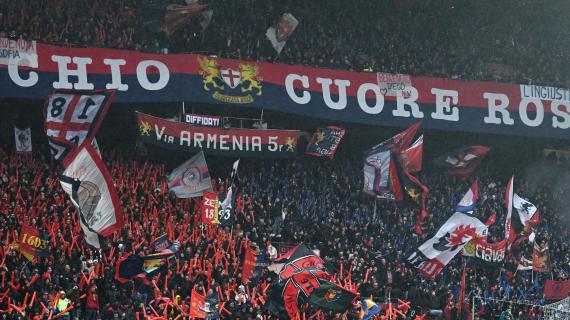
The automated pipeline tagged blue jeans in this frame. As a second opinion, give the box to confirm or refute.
[86,308,98,320]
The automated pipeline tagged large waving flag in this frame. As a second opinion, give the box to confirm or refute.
[267,244,347,319]
[408,212,487,279]
[44,89,115,161]
[363,121,421,198]
[436,145,490,178]
[504,176,540,248]
[277,269,355,318]
[141,1,208,36]
[511,193,540,244]
[455,179,479,213]
[400,134,423,172]
[269,243,325,281]
[59,143,122,248]
[307,278,358,313]
[363,146,394,198]
[168,151,212,198]
[364,122,428,234]
[371,121,421,153]
[115,239,180,284]
[266,13,299,54]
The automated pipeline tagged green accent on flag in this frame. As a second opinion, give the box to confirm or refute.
[308,280,357,312]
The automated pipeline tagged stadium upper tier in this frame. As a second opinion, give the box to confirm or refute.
[1,0,568,88]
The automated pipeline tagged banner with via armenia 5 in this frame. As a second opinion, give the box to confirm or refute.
[136,112,304,158]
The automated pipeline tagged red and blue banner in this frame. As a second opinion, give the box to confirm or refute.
[2,42,570,139]
[306,126,346,159]
[136,112,304,158]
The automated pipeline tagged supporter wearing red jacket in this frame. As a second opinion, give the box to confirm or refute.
[85,284,99,320]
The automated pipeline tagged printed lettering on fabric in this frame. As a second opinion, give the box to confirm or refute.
[1,42,569,138]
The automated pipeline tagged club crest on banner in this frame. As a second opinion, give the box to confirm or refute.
[198,56,263,104]
[463,240,476,256]
[286,137,297,151]
[221,68,241,88]
[139,120,152,136]
[325,289,341,303]
[182,167,202,186]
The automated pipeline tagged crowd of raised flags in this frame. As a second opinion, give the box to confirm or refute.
[1,88,566,319]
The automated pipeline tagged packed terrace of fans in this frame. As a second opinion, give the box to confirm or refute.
[0,142,569,319]
[0,0,568,88]
[1,0,570,319]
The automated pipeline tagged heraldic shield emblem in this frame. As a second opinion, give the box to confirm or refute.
[182,167,202,187]
[198,56,262,104]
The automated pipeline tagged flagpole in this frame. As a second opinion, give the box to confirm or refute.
[472,295,475,320]
[373,198,377,222]
[388,291,392,320]
[181,101,185,122]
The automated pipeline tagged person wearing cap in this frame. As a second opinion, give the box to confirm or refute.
[56,291,72,320]
[85,284,99,320]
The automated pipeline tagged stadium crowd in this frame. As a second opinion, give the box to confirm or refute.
[0,140,568,319]
[0,0,568,88]
[1,1,570,319]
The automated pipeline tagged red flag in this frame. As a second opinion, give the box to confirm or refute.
[163,3,208,36]
[391,121,421,153]
[201,191,219,225]
[400,134,423,172]
[372,121,421,153]
[544,280,570,300]
[242,245,257,284]
[441,145,490,178]
[402,171,429,235]
[457,264,467,316]
[485,213,497,227]
[17,225,50,262]
[532,242,551,272]
[189,288,206,318]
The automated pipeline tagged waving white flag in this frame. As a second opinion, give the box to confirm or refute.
[60,143,122,248]
[408,212,487,279]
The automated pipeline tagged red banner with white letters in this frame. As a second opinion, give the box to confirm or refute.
[2,41,569,139]
[136,112,304,158]
[201,191,219,225]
